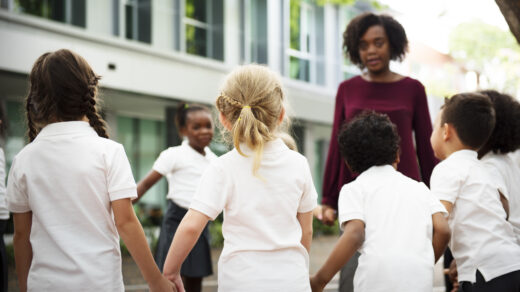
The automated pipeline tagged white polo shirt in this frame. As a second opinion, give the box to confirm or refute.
[481,152,520,241]
[0,148,9,220]
[338,165,446,292]
[431,149,520,283]
[190,138,317,292]
[7,121,137,292]
[152,140,217,209]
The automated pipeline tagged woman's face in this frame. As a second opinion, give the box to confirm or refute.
[358,25,391,74]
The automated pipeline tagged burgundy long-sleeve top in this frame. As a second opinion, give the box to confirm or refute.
[322,76,438,210]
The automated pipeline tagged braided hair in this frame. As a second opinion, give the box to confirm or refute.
[25,49,108,141]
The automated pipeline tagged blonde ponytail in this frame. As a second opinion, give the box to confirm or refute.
[216,65,287,177]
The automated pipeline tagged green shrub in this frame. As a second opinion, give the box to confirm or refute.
[313,217,339,237]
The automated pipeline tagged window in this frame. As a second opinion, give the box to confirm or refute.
[125,0,151,43]
[13,0,86,28]
[176,0,224,61]
[285,0,325,84]
[241,0,268,64]
[338,5,361,83]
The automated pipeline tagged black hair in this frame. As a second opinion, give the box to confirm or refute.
[442,93,495,150]
[478,90,520,156]
[343,12,408,69]
[338,111,400,173]
[175,102,211,133]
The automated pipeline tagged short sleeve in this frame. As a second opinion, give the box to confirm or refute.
[430,162,462,204]
[298,159,318,213]
[190,163,229,220]
[6,157,31,213]
[338,183,365,230]
[483,160,509,200]
[152,148,177,176]
[107,144,137,201]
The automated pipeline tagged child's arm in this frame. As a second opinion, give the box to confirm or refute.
[163,209,211,292]
[432,212,451,263]
[13,212,32,292]
[134,170,163,203]
[440,200,453,214]
[297,211,313,253]
[112,198,175,292]
[310,219,365,292]
[499,191,509,220]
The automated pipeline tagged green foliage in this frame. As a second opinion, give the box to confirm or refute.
[313,217,339,237]
[449,20,520,93]
[209,214,224,248]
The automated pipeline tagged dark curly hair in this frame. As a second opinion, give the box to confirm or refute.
[441,92,495,150]
[343,12,408,69]
[478,90,520,156]
[26,49,108,142]
[338,111,400,173]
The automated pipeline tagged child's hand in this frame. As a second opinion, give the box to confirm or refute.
[149,276,177,292]
[310,275,325,292]
[164,273,185,292]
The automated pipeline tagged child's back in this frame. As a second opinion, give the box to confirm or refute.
[191,138,316,291]
[339,165,444,291]
[8,121,134,290]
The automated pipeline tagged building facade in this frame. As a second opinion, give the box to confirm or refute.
[1,0,369,207]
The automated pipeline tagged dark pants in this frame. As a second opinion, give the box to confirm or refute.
[0,219,7,292]
[339,251,360,292]
[460,270,520,292]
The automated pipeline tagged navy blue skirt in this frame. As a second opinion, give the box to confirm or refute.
[154,200,213,278]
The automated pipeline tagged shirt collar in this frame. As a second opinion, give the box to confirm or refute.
[238,138,288,155]
[35,121,97,139]
[356,164,396,181]
[448,149,478,161]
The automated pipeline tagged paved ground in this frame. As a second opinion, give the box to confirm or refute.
[7,235,447,291]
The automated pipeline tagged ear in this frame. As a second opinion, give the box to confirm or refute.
[443,123,453,141]
[219,112,232,131]
[179,127,187,137]
[278,107,285,125]
[392,151,400,169]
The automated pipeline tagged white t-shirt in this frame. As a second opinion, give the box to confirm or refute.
[190,138,318,292]
[0,148,9,220]
[431,149,520,283]
[481,152,520,241]
[152,140,217,209]
[338,165,446,292]
[7,121,137,291]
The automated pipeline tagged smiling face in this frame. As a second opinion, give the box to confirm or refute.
[359,25,391,74]
[181,110,214,154]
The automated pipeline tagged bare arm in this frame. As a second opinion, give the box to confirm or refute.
[135,170,163,203]
[163,209,210,292]
[310,219,365,292]
[112,199,174,292]
[440,200,453,215]
[432,212,451,263]
[297,211,313,253]
[13,212,32,292]
[499,191,509,220]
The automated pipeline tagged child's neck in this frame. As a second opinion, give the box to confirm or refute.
[443,145,476,160]
[363,69,401,83]
[188,141,206,156]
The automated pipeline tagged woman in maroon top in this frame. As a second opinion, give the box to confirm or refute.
[320,13,438,291]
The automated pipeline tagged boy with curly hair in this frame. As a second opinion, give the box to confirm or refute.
[311,111,450,292]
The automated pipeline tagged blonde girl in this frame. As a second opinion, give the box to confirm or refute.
[163,64,318,292]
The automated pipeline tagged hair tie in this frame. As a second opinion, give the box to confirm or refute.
[243,105,251,109]
[184,104,190,109]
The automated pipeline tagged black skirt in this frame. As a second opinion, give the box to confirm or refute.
[154,200,213,278]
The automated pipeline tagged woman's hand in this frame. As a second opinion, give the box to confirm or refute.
[320,204,337,226]
[149,276,177,292]
[164,273,184,292]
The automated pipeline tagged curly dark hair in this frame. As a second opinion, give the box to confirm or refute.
[338,111,400,174]
[26,49,108,141]
[478,90,520,156]
[343,12,408,69]
[441,92,495,150]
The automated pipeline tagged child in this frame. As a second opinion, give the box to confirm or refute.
[429,93,520,291]
[478,90,520,240]
[136,102,216,292]
[310,111,450,292]
[163,64,318,292]
[6,50,174,292]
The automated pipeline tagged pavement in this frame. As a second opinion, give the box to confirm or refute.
[7,235,447,292]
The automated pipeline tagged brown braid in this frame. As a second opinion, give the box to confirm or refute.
[25,94,38,142]
[84,77,108,138]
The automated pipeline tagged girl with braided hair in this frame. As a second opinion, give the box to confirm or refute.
[163,64,318,292]
[135,102,216,292]
[6,49,175,292]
